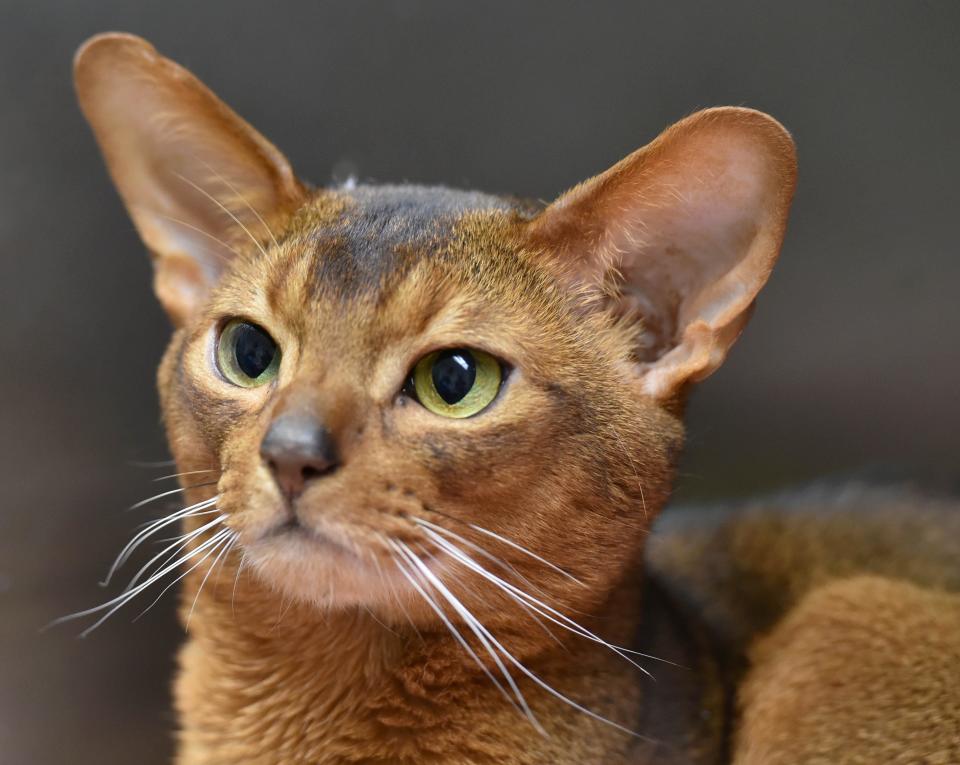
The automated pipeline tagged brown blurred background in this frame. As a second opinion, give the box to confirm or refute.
[1,1,958,762]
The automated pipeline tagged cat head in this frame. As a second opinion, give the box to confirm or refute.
[75,33,795,623]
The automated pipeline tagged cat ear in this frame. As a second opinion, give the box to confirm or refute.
[527,107,797,400]
[74,33,305,324]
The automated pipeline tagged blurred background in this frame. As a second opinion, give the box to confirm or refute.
[1,1,957,762]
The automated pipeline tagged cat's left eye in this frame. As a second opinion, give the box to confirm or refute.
[216,319,281,388]
[407,348,503,418]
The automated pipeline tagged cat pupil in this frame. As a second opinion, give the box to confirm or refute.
[234,323,276,379]
[432,349,476,404]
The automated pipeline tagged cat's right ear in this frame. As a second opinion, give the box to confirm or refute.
[527,108,796,401]
[74,33,305,325]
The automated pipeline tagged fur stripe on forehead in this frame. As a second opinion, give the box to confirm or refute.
[283,185,525,301]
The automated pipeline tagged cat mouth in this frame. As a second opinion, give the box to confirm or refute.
[259,515,358,555]
[265,516,316,539]
[242,513,444,610]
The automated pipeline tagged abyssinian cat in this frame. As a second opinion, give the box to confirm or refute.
[67,32,960,764]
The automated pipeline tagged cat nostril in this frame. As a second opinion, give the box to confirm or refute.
[301,464,327,482]
[264,454,339,501]
[260,413,341,499]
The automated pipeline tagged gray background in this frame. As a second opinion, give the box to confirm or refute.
[1,1,958,762]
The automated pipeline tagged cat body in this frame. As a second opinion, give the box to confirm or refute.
[71,32,960,764]
[650,485,960,763]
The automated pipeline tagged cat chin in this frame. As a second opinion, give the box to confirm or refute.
[240,529,439,613]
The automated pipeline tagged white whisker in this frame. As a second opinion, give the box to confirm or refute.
[413,518,546,595]
[389,544,525,720]
[186,533,238,629]
[463,522,583,586]
[408,537,651,740]
[372,540,423,644]
[422,527,672,671]
[152,469,218,483]
[393,541,544,734]
[102,496,219,586]
[52,525,232,636]
[129,481,218,510]
[271,592,297,633]
[122,514,227,593]
[231,550,249,618]
[131,528,234,626]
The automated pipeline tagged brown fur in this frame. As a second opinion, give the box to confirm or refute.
[649,485,960,764]
[72,31,960,765]
[735,576,960,764]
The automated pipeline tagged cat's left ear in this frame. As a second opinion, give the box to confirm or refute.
[527,108,797,400]
[74,33,305,325]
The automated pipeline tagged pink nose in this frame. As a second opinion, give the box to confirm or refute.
[260,414,340,500]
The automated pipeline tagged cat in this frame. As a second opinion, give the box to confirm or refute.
[68,32,960,764]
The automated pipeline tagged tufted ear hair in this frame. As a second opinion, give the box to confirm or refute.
[74,32,305,325]
[527,107,797,400]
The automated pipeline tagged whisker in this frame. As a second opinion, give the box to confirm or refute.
[362,604,400,637]
[51,525,232,636]
[372,538,424,644]
[129,481,219,510]
[271,592,296,633]
[102,496,220,586]
[389,546,524,719]
[465,524,584,586]
[421,528,675,670]
[410,539,563,648]
[207,534,237,603]
[231,550,249,618]
[152,469,219,483]
[393,541,544,734]
[359,548,401,637]
[407,520,564,644]
[416,514,583,586]
[122,514,228,593]
[407,538,652,741]
[412,517,546,596]
[186,533,238,629]
[131,528,234,626]
[475,621,652,741]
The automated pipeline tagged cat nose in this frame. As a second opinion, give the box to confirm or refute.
[260,413,340,500]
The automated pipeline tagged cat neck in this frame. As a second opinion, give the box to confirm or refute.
[171,562,717,764]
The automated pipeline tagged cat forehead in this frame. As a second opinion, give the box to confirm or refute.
[270,184,537,301]
[343,184,518,222]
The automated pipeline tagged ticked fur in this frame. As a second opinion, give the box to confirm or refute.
[70,29,960,765]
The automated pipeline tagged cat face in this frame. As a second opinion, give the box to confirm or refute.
[157,185,678,617]
[76,34,795,624]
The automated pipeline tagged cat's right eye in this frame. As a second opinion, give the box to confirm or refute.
[216,319,281,388]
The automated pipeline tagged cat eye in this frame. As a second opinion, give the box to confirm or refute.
[216,319,281,388]
[408,348,503,418]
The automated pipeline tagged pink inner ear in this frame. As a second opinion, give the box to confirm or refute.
[527,108,796,396]
[614,132,776,360]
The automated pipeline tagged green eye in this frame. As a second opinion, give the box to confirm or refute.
[410,348,503,418]
[216,319,281,388]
